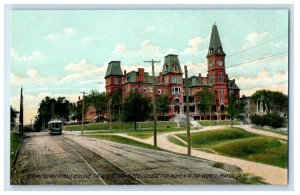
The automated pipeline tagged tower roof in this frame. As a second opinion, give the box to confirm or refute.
[105,61,123,78]
[207,24,226,56]
[162,54,183,74]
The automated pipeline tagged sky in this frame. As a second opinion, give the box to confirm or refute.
[10,9,289,124]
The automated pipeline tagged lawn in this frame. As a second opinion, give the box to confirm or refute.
[251,125,288,135]
[175,127,288,168]
[85,134,164,151]
[85,127,186,139]
[167,136,187,147]
[64,121,180,131]
[10,133,22,167]
[198,120,241,126]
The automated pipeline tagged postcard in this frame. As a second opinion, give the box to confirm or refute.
[9,8,289,186]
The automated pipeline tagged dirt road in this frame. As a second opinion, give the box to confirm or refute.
[11,132,239,185]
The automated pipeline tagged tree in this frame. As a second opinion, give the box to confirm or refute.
[252,90,288,115]
[156,94,170,121]
[227,93,243,127]
[34,96,71,131]
[10,106,18,131]
[197,87,215,120]
[55,97,71,121]
[110,90,123,121]
[122,92,151,130]
[69,103,81,122]
[85,90,109,122]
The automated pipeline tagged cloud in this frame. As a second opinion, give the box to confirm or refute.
[11,48,45,63]
[141,40,161,55]
[60,59,106,84]
[64,28,77,35]
[181,36,209,55]
[236,70,288,96]
[242,32,269,49]
[114,44,128,53]
[44,27,77,41]
[11,69,58,85]
[80,36,99,45]
[112,40,163,56]
[184,61,207,76]
[27,69,39,78]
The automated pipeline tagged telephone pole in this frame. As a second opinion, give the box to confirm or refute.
[108,98,112,133]
[184,65,191,156]
[80,92,88,136]
[19,87,24,136]
[144,59,161,147]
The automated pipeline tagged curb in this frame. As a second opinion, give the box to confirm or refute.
[11,135,24,167]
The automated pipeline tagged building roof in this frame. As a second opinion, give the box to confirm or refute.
[207,24,226,56]
[126,71,157,84]
[162,54,183,74]
[184,75,211,87]
[105,61,123,78]
[228,79,240,90]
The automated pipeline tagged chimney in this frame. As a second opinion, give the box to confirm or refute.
[137,68,145,82]
[124,70,126,75]
[78,96,81,101]
[198,73,201,78]
[159,72,163,83]
[233,79,235,84]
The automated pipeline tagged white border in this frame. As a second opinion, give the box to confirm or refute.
[1,0,298,193]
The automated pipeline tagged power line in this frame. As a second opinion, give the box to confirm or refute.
[187,35,284,71]
[187,51,287,75]
[226,51,287,69]
[226,35,283,58]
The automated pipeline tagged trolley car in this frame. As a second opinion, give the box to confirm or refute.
[48,119,63,135]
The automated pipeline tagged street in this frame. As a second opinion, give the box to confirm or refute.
[11,132,239,185]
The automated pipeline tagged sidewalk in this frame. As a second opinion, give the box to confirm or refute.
[113,125,288,185]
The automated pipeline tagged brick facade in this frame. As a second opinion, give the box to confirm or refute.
[99,24,239,121]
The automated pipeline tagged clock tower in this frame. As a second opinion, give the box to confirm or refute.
[207,24,228,113]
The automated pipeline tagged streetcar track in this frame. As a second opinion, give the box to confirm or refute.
[60,136,144,185]
[62,138,107,185]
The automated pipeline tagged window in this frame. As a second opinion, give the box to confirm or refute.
[143,87,146,93]
[165,65,169,71]
[149,87,152,93]
[220,96,224,104]
[172,87,181,94]
[173,64,179,71]
[218,89,225,94]
[158,89,161,94]
[209,76,214,84]
[171,76,181,83]
[114,78,118,84]
[131,87,135,92]
[165,77,169,84]
[218,74,223,83]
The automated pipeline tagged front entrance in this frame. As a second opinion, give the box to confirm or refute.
[174,105,180,114]
[173,98,181,114]
[220,104,225,113]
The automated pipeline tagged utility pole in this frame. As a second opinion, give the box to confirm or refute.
[51,102,54,119]
[184,65,191,156]
[30,119,33,129]
[144,59,160,147]
[80,92,87,136]
[19,87,24,136]
[108,98,112,133]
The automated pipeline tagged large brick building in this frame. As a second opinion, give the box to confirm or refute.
[104,24,240,120]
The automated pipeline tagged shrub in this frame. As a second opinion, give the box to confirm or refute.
[250,113,285,128]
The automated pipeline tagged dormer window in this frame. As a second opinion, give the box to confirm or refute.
[165,65,169,71]
[173,64,179,71]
